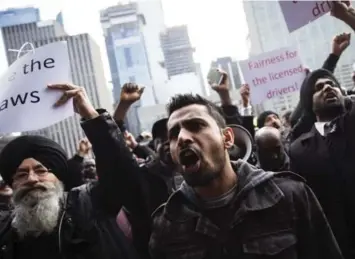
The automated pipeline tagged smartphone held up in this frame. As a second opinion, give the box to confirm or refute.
[207,68,224,86]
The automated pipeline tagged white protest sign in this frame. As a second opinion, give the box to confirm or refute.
[239,46,305,105]
[0,41,74,133]
[279,1,333,32]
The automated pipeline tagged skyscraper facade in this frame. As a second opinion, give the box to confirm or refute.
[160,25,196,78]
[1,20,66,66]
[0,7,40,28]
[243,1,355,114]
[100,2,159,136]
[157,25,205,103]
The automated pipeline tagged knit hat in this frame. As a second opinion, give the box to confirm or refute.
[0,135,68,186]
[257,111,279,129]
[151,118,168,140]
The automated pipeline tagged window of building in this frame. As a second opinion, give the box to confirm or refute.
[124,47,133,67]
[129,76,136,83]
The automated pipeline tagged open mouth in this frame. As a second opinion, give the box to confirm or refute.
[324,92,337,102]
[179,148,201,173]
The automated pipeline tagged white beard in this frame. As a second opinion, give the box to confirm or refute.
[11,181,64,239]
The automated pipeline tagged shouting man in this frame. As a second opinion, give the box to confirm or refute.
[149,94,342,259]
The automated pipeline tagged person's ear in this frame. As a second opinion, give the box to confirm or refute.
[222,127,234,149]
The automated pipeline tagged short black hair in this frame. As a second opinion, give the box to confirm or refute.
[166,94,226,128]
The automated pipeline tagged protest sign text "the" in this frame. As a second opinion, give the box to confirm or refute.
[23,58,55,74]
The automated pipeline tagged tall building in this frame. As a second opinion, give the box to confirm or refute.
[157,25,205,104]
[160,25,196,78]
[210,57,242,90]
[136,0,167,100]
[34,34,113,156]
[243,1,355,114]
[2,20,66,66]
[0,7,40,28]
[100,2,159,136]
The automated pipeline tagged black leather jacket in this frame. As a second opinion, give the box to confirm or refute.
[0,110,147,259]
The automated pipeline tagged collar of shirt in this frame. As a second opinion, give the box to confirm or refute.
[314,122,329,136]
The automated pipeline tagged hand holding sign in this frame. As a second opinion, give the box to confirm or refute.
[331,1,355,30]
[331,1,351,20]
[332,32,351,56]
[47,83,99,120]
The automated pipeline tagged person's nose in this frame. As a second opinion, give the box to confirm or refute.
[323,83,335,92]
[25,171,40,185]
[177,128,193,148]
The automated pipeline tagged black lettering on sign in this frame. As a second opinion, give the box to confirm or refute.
[23,58,56,75]
[0,91,41,112]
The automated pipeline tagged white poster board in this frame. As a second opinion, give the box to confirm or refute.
[0,41,74,133]
[239,46,305,105]
[279,1,333,32]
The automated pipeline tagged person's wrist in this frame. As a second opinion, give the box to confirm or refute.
[242,99,249,107]
[81,108,99,120]
[332,49,342,56]
[118,101,132,108]
[218,91,232,104]
[77,151,86,158]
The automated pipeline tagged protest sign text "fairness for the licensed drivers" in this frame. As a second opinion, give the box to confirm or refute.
[247,50,303,87]
[240,46,305,105]
[0,57,57,112]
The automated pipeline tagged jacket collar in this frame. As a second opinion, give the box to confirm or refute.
[163,165,283,222]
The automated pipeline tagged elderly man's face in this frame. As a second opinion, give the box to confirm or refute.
[11,158,64,239]
[12,158,59,191]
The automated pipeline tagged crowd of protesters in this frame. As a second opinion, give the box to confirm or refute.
[0,1,355,259]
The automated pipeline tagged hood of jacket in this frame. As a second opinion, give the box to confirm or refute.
[179,160,275,207]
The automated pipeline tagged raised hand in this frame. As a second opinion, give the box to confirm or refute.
[47,83,98,120]
[332,32,351,56]
[120,83,145,105]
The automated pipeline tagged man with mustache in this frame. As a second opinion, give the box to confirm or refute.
[290,69,355,258]
[0,83,145,259]
[149,94,342,259]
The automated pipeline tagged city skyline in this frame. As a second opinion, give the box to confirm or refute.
[0,0,249,85]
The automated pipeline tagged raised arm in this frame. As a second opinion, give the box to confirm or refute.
[47,83,147,217]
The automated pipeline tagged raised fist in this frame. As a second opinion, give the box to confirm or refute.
[332,32,351,56]
[120,83,145,105]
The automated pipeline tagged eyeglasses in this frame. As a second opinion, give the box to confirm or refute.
[12,168,52,182]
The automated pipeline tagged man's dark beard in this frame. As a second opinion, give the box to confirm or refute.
[314,102,345,121]
[182,152,225,187]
